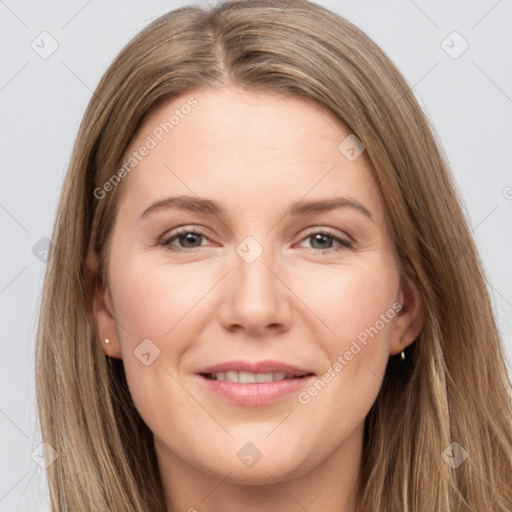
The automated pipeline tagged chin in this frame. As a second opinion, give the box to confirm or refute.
[195,440,311,485]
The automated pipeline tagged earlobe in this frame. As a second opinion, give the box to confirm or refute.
[390,270,425,355]
[85,243,123,359]
[92,288,123,359]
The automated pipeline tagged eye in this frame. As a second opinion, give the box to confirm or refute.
[297,228,352,252]
[159,227,210,251]
[159,227,352,253]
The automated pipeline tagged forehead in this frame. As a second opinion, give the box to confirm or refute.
[115,86,385,224]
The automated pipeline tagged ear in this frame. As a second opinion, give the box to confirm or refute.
[389,265,425,356]
[84,238,122,359]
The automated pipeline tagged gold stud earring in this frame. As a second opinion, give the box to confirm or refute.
[105,338,110,345]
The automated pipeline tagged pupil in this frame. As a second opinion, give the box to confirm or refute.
[181,233,201,247]
[312,233,332,249]
[178,233,333,249]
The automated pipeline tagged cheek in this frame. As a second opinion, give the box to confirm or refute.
[291,258,399,408]
[107,252,207,395]
[108,257,214,433]
[110,256,211,346]
[292,256,399,348]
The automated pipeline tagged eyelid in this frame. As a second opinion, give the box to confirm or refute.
[159,225,214,250]
[300,226,352,242]
[159,225,353,253]
[296,227,353,251]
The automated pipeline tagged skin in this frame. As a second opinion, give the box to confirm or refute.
[89,86,424,512]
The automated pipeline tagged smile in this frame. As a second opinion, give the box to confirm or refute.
[197,372,315,406]
[202,370,312,383]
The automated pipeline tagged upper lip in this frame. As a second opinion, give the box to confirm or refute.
[196,360,315,377]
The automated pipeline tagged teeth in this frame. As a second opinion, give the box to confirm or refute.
[226,371,238,382]
[239,371,256,383]
[208,371,299,383]
[271,371,287,381]
[256,373,274,383]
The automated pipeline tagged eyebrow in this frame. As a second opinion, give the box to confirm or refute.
[140,195,374,222]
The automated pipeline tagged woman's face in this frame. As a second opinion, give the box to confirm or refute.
[92,87,422,489]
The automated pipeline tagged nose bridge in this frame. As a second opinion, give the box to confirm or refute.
[234,236,280,305]
[220,234,289,333]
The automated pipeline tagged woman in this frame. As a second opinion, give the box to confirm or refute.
[36,0,512,510]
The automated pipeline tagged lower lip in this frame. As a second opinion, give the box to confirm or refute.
[197,374,315,406]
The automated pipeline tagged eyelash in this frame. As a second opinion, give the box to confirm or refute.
[159,227,353,253]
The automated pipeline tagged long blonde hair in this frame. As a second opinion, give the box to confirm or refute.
[36,0,512,510]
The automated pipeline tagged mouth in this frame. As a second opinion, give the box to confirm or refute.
[195,360,316,405]
[200,371,315,383]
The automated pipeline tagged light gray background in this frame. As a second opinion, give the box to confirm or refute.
[1,0,511,509]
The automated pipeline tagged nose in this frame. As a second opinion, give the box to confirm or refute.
[217,248,292,336]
